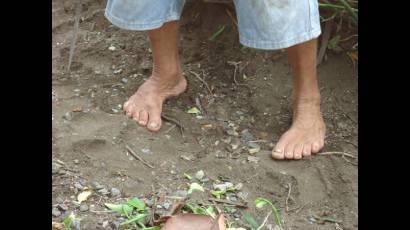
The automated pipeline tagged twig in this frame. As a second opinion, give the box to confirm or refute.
[227,61,241,85]
[319,151,357,159]
[225,9,238,28]
[257,210,272,230]
[67,0,82,72]
[189,71,213,95]
[164,124,176,134]
[161,114,184,138]
[195,97,205,114]
[208,198,248,208]
[317,20,333,65]
[285,183,292,212]
[89,210,115,214]
[125,145,154,168]
[295,203,309,214]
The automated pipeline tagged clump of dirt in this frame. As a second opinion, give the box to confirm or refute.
[52,0,357,229]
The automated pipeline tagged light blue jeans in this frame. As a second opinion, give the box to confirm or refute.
[105,0,321,50]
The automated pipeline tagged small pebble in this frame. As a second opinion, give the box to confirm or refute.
[121,78,128,84]
[73,159,79,164]
[79,204,89,212]
[56,197,64,203]
[111,188,121,197]
[52,208,61,217]
[113,69,122,74]
[163,203,171,210]
[111,221,120,229]
[52,162,62,174]
[108,46,116,51]
[74,182,83,190]
[111,108,119,113]
[195,170,205,180]
[91,182,104,190]
[98,188,110,195]
[97,219,104,225]
[57,204,68,211]
[63,112,72,121]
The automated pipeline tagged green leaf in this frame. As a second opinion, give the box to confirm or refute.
[188,182,204,194]
[210,190,225,199]
[205,206,216,219]
[243,212,259,230]
[254,198,282,230]
[104,203,133,215]
[187,107,201,114]
[328,35,341,50]
[127,197,146,211]
[184,203,207,215]
[120,213,148,226]
[63,215,73,229]
[255,198,268,209]
[184,173,193,180]
[142,227,161,230]
[209,25,226,41]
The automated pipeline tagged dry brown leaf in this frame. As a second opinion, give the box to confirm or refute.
[52,222,64,230]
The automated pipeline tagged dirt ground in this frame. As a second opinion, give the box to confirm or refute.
[52,0,358,229]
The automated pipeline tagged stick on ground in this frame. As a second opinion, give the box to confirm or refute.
[208,198,248,208]
[126,145,154,168]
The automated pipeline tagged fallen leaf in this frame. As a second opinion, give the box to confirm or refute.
[188,182,204,194]
[52,222,64,230]
[77,189,92,204]
[201,124,213,129]
[72,107,82,112]
[187,107,201,114]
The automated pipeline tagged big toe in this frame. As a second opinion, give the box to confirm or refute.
[272,142,286,160]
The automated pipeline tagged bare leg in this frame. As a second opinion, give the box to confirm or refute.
[123,21,187,131]
[272,39,326,160]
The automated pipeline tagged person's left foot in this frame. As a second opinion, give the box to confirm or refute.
[272,98,326,160]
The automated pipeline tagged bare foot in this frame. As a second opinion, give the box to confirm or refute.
[123,71,187,132]
[272,98,326,160]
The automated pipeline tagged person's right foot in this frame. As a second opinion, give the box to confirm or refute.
[123,70,187,132]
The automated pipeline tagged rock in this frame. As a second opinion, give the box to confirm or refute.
[52,162,62,174]
[248,145,261,154]
[230,138,241,150]
[141,148,152,154]
[163,202,171,210]
[91,182,104,190]
[241,129,256,142]
[173,190,188,198]
[57,204,68,211]
[111,221,120,229]
[121,78,128,84]
[111,108,119,113]
[52,208,61,217]
[108,45,116,51]
[247,156,259,163]
[74,182,83,190]
[234,183,243,190]
[80,204,89,212]
[226,129,239,136]
[195,170,205,180]
[103,221,109,228]
[63,112,73,121]
[56,197,64,203]
[73,159,79,164]
[97,219,104,225]
[111,188,121,197]
[213,182,234,191]
[98,188,110,195]
[237,191,248,201]
[113,69,122,74]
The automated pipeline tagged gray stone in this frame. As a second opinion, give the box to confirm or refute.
[80,204,89,212]
[213,182,233,191]
[52,208,61,217]
[111,221,120,229]
[73,159,79,164]
[57,203,68,211]
[173,190,188,198]
[63,112,73,121]
[91,182,104,190]
[111,188,121,197]
[98,188,110,195]
[121,78,128,84]
[241,129,256,142]
[74,182,83,190]
[195,170,205,180]
[52,162,62,174]
[163,202,171,210]
[97,219,104,225]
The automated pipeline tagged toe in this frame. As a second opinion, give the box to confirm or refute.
[311,142,321,154]
[303,144,312,157]
[284,144,295,159]
[272,142,286,160]
[147,108,162,132]
[294,144,303,160]
[138,110,149,126]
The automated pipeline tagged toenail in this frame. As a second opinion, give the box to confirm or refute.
[149,122,158,128]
